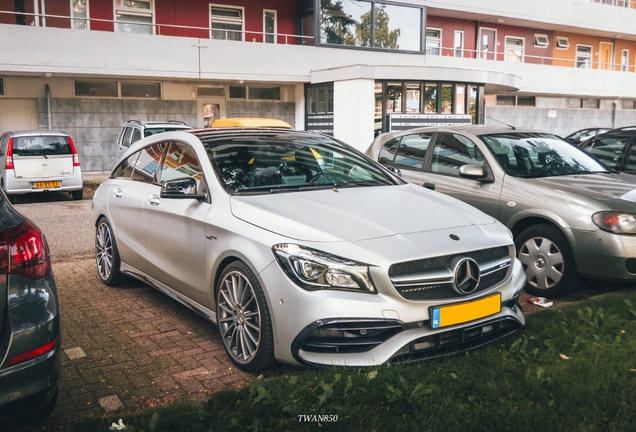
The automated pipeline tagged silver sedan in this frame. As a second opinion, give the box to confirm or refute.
[368,126,636,298]
[92,129,525,370]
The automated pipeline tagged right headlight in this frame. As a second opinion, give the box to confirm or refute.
[592,212,636,234]
[272,244,376,293]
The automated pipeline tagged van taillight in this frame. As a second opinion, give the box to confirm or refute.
[6,137,13,170]
[2,220,51,279]
[68,136,80,167]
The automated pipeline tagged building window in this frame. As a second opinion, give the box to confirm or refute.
[504,37,524,62]
[517,96,536,107]
[121,82,161,98]
[71,0,89,30]
[424,83,437,113]
[576,45,593,68]
[264,10,276,44]
[454,31,463,57]
[496,95,516,106]
[75,80,119,97]
[622,100,636,110]
[555,36,569,50]
[622,49,629,72]
[0,77,4,96]
[406,83,421,113]
[582,98,599,109]
[320,0,422,51]
[229,85,246,99]
[210,5,244,41]
[426,29,441,55]
[197,86,225,97]
[114,0,154,35]
[534,34,548,48]
[248,86,280,100]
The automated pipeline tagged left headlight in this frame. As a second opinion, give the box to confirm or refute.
[592,212,636,234]
[272,244,376,293]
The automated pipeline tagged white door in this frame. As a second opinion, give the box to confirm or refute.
[0,99,38,135]
[198,98,226,128]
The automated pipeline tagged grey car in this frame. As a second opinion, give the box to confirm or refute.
[0,188,60,421]
[368,125,636,298]
[92,129,526,370]
[0,130,84,203]
[115,120,191,161]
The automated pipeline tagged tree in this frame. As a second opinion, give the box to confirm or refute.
[320,0,357,45]
[371,5,399,49]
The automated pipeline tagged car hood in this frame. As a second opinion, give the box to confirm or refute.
[230,184,497,242]
[525,172,636,211]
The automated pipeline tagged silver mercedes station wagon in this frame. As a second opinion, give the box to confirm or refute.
[92,129,526,370]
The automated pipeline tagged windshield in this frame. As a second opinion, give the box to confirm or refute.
[144,127,190,137]
[480,133,609,178]
[205,135,397,194]
[13,135,72,156]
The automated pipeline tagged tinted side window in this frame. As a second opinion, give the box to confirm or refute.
[111,151,141,178]
[583,136,629,169]
[131,128,142,144]
[132,143,166,183]
[121,127,133,147]
[378,138,400,165]
[394,133,432,170]
[431,133,484,176]
[159,142,206,194]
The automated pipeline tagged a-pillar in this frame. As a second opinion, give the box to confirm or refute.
[333,79,375,152]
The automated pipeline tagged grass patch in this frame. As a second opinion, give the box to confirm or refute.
[72,291,636,432]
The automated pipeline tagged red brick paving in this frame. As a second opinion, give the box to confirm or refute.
[12,257,254,430]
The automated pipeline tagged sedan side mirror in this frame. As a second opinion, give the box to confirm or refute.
[160,177,206,200]
[387,166,402,177]
[459,164,485,180]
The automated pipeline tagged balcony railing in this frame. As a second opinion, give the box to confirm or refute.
[0,10,314,45]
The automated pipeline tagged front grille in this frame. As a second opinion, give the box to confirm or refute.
[389,246,510,301]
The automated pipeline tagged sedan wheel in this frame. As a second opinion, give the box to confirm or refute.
[95,217,126,286]
[515,224,578,298]
[216,261,276,371]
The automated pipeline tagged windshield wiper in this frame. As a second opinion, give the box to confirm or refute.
[562,170,609,176]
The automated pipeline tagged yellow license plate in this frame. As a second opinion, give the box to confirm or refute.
[431,293,501,329]
[32,181,61,189]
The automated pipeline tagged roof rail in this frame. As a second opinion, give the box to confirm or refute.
[167,120,189,125]
[126,120,145,126]
[609,125,636,132]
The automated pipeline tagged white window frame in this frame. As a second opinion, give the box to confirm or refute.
[70,0,90,30]
[622,49,630,72]
[209,4,245,41]
[454,30,464,58]
[263,9,277,44]
[478,27,497,60]
[113,0,155,35]
[425,28,442,56]
[576,44,593,69]
[534,33,548,48]
[555,36,570,50]
[504,36,524,62]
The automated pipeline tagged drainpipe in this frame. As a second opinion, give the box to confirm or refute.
[612,102,616,129]
[45,83,52,130]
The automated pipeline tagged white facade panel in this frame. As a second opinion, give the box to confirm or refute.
[334,79,375,152]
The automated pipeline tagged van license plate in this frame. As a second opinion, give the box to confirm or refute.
[32,181,61,189]
[431,293,501,329]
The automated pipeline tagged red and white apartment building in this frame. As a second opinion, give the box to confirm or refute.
[1,0,636,170]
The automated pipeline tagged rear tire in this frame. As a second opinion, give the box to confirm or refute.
[515,224,578,298]
[216,261,277,372]
[95,217,126,286]
[72,189,83,200]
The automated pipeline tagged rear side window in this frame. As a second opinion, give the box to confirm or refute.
[378,138,400,165]
[121,128,133,147]
[393,133,432,171]
[583,136,630,169]
[132,143,166,183]
[111,151,140,179]
[12,135,72,156]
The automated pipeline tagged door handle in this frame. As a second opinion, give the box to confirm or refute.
[148,194,160,206]
[114,188,123,198]
[424,182,436,191]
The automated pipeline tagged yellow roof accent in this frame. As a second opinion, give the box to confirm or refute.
[212,118,294,129]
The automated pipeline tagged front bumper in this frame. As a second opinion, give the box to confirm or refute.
[261,257,526,367]
[572,228,636,281]
[4,168,83,195]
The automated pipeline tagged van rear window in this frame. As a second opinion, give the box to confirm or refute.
[13,136,72,156]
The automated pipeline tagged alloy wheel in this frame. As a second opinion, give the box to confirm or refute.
[96,222,113,281]
[518,236,564,289]
[218,271,262,364]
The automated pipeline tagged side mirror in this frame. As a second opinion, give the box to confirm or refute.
[387,166,402,177]
[459,164,485,180]
[160,177,206,200]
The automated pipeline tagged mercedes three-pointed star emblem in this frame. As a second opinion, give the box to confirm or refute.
[453,258,481,294]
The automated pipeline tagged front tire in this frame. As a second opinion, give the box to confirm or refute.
[216,261,276,372]
[515,224,578,298]
[95,217,126,286]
